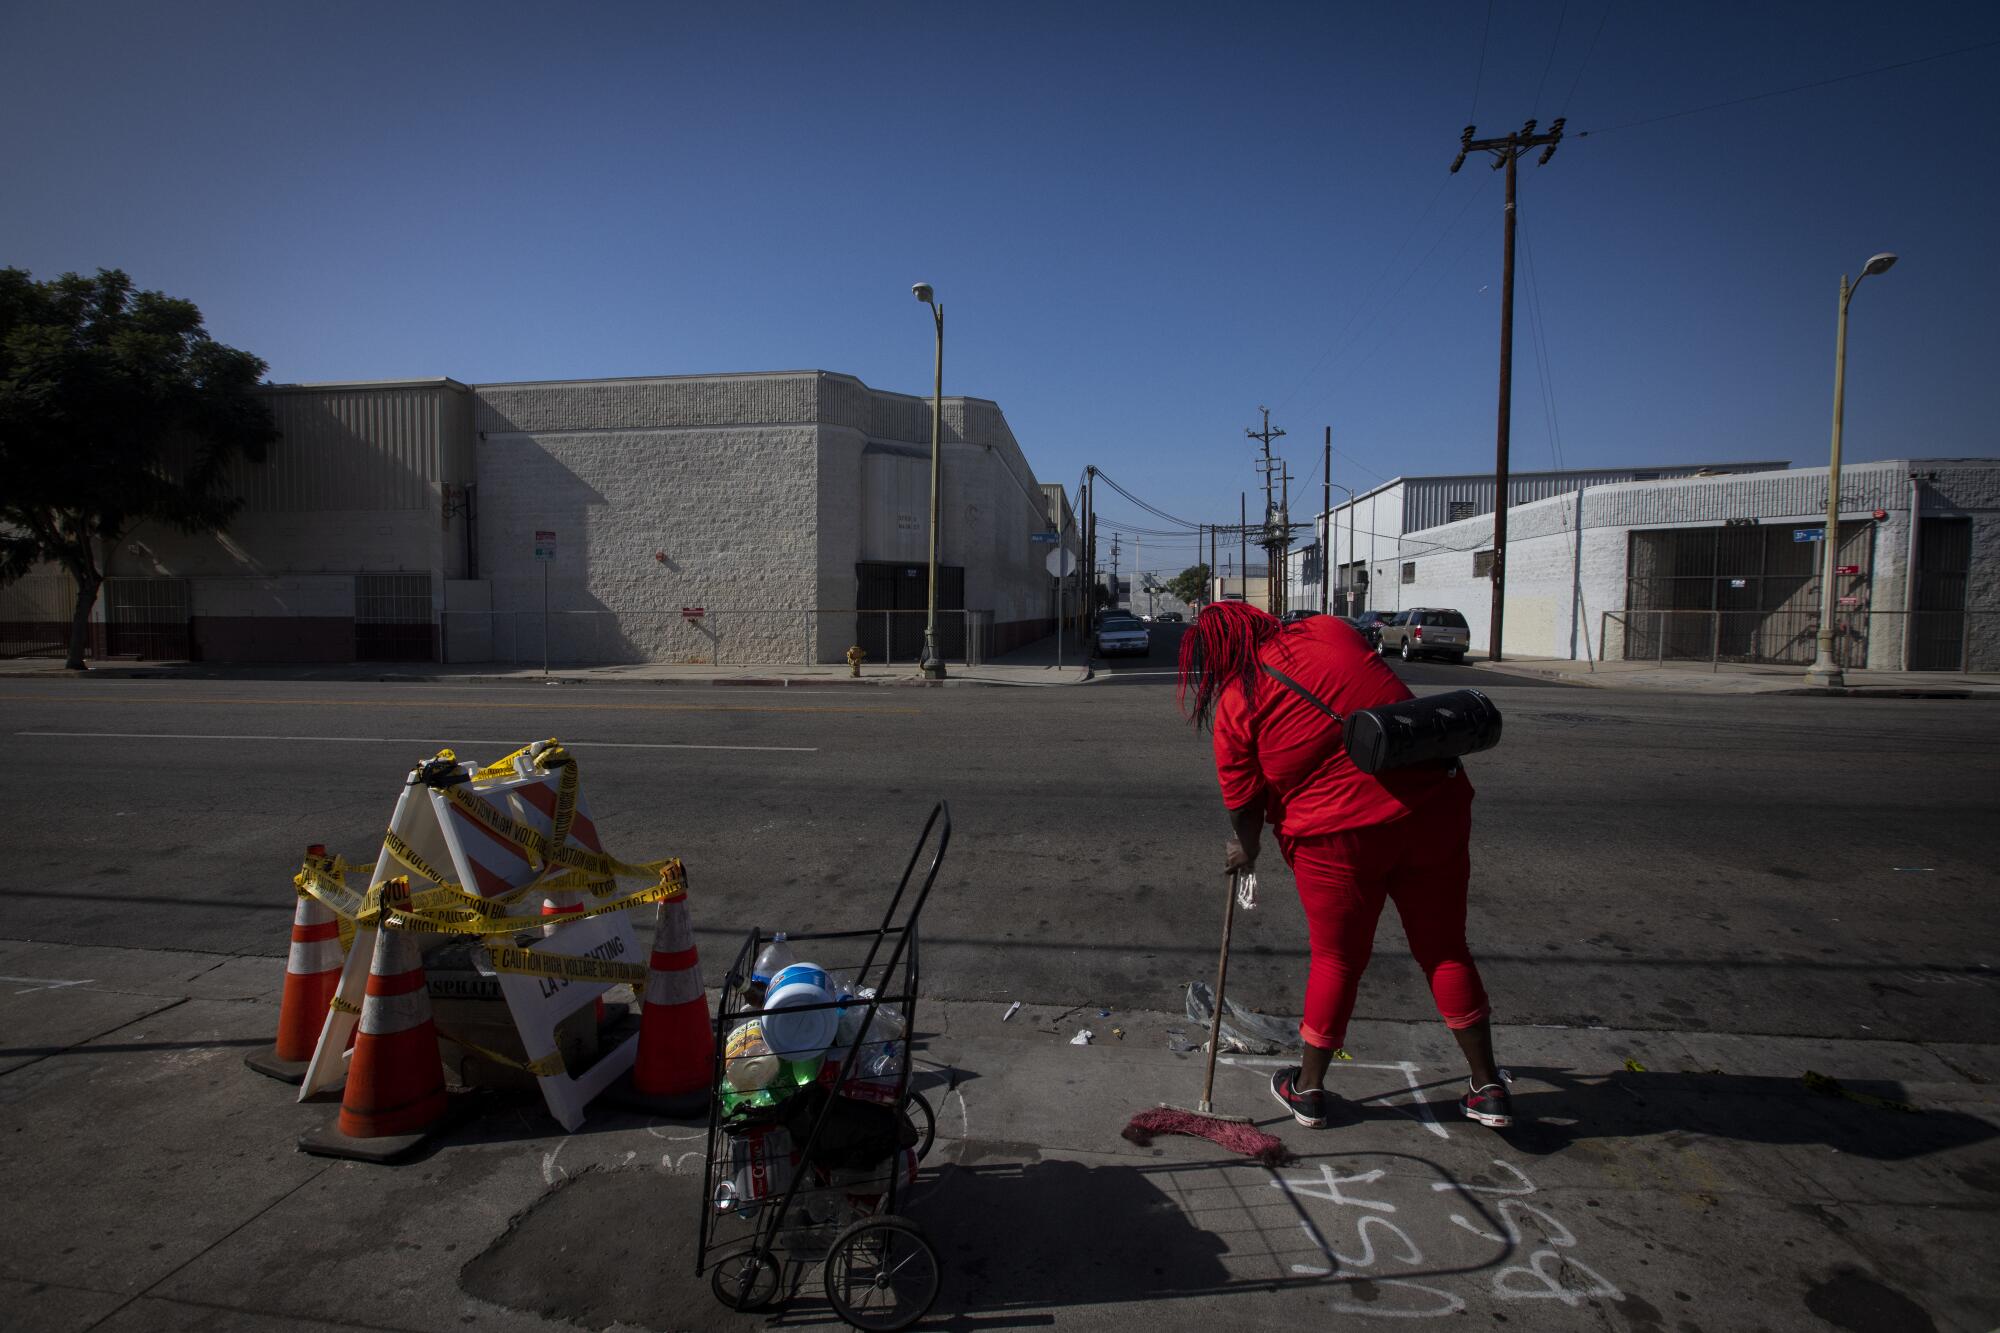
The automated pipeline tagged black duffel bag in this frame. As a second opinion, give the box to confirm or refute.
[1261,665,1503,774]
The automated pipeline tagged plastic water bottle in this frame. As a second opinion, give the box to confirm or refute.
[745,933,796,1007]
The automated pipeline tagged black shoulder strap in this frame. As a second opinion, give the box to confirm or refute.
[1259,663,1342,723]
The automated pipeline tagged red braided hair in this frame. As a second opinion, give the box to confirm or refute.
[1177,601,1281,729]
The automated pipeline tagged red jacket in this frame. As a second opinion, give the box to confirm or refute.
[1211,616,1469,837]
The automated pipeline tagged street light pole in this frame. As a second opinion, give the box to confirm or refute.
[913,283,946,679]
[1325,482,1355,614]
[1805,252,1897,688]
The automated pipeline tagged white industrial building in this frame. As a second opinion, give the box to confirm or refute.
[0,370,1067,667]
[1296,459,1998,671]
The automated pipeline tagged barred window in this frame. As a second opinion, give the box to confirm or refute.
[1448,501,1478,523]
[1401,562,1416,585]
[1473,549,1495,578]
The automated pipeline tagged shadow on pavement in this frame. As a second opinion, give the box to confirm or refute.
[1491,1066,1998,1162]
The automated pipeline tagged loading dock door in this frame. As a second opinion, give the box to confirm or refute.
[1911,518,1969,671]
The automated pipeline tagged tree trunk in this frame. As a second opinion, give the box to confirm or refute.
[66,572,100,670]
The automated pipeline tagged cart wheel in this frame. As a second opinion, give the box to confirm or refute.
[711,1250,781,1312]
[822,1214,940,1331]
[902,1090,937,1161]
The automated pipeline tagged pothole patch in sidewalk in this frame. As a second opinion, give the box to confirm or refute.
[461,1165,706,1330]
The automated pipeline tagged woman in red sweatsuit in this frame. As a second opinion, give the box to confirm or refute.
[1178,601,1512,1129]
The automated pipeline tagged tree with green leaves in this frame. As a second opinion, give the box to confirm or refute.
[0,268,277,668]
[1164,563,1211,610]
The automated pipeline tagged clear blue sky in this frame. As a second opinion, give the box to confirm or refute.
[6,1,1995,577]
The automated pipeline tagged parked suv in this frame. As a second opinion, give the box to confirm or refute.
[1378,608,1471,662]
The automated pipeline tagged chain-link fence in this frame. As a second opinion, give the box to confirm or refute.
[1602,609,1995,673]
[446,609,994,669]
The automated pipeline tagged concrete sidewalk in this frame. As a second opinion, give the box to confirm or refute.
[1474,654,2000,697]
[1,934,1993,1332]
[0,650,1091,690]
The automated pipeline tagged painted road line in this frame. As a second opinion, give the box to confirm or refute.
[0,976,97,994]
[16,731,817,753]
[0,694,911,717]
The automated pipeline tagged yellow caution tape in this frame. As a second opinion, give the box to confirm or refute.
[440,782,549,866]
[388,866,686,937]
[1623,1057,1648,1073]
[435,1027,567,1079]
[285,739,681,942]
[481,945,649,985]
[330,995,361,1016]
[382,831,460,891]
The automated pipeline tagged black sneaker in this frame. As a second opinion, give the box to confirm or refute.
[1270,1067,1329,1128]
[1460,1081,1514,1128]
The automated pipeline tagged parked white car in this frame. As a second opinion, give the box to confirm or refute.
[1093,614,1152,658]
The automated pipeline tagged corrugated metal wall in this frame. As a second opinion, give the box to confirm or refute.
[1402,463,1789,531]
[240,383,469,512]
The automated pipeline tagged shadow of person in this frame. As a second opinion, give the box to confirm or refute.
[1488,1066,1999,1162]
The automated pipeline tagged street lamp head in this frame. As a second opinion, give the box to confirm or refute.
[912,282,935,305]
[1861,252,1897,277]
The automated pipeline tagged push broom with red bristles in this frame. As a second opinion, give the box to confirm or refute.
[1123,869,1292,1167]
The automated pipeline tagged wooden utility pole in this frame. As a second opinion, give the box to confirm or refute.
[1239,493,1248,604]
[1246,407,1287,616]
[1451,117,1564,664]
[1320,427,1332,615]
[1084,467,1096,620]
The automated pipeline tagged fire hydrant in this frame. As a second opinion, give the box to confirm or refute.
[845,644,867,677]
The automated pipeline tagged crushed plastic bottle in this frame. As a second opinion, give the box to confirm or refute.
[745,932,796,1008]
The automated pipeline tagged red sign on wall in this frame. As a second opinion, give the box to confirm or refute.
[1835,565,1860,576]
[681,607,705,620]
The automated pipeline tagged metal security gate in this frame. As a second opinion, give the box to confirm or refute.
[1911,518,1969,671]
[104,577,191,659]
[855,562,964,663]
[1625,524,1874,666]
[355,573,435,661]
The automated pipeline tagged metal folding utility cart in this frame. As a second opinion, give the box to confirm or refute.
[697,802,950,1331]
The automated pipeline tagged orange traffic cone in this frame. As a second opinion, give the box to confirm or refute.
[608,881,711,1116]
[246,844,348,1084]
[300,881,454,1162]
[540,890,609,1027]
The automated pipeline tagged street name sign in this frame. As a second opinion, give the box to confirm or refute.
[1793,529,1822,542]
[1030,531,1060,544]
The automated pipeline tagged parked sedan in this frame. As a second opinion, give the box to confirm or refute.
[1377,607,1472,662]
[1093,614,1152,658]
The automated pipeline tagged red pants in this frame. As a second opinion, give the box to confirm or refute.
[1278,781,1489,1050]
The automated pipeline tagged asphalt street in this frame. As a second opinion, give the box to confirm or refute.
[3,635,1997,1049]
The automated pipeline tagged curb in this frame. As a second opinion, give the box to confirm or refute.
[2,666,1091,690]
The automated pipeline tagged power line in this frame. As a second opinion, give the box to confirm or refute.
[1578,36,2000,137]
[1520,217,1565,473]
[1092,468,1200,529]
[1469,0,1494,120]
[1558,1,1613,114]
[1529,0,1570,118]
[1292,170,1497,422]
[1272,174,1452,413]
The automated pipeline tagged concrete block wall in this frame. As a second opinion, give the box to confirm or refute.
[473,378,823,666]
